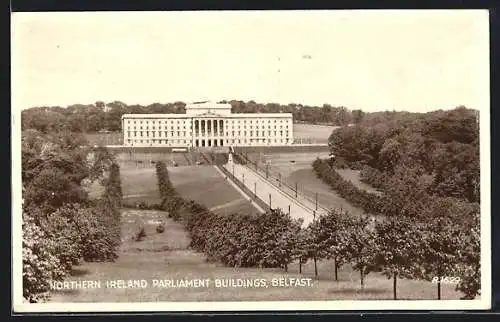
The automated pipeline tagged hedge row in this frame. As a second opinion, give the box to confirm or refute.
[98,162,123,253]
[184,203,302,268]
[154,162,302,269]
[155,161,175,199]
[312,158,384,216]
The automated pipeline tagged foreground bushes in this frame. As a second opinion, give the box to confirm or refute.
[186,206,302,268]
[22,132,123,302]
[22,210,65,303]
[22,200,120,302]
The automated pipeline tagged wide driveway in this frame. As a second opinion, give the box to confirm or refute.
[223,161,328,226]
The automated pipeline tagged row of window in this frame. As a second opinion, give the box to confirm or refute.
[126,118,291,125]
[126,138,290,145]
[126,131,187,138]
[228,131,289,137]
[129,126,188,130]
[127,139,188,144]
[127,120,187,125]
[126,130,290,138]
[126,124,289,131]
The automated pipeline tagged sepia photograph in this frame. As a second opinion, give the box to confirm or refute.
[11,10,491,312]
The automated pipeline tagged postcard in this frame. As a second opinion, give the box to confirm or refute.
[11,9,491,312]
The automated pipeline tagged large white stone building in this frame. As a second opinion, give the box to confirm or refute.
[121,101,294,148]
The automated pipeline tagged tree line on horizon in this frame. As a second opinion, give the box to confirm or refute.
[20,99,465,134]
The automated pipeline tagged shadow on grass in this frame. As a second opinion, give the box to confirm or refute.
[70,268,91,277]
[327,287,387,295]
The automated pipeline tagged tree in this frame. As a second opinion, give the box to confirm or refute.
[378,138,402,173]
[313,210,351,281]
[375,217,422,299]
[261,209,302,272]
[305,220,324,278]
[454,211,481,299]
[344,215,378,290]
[294,229,311,274]
[352,109,365,124]
[416,203,464,300]
[380,165,432,219]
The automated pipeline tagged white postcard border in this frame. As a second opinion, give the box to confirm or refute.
[11,10,492,313]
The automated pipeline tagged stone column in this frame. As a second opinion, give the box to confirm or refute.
[213,119,216,138]
[204,119,208,140]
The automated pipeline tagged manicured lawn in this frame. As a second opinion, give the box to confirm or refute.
[49,209,461,302]
[336,168,382,195]
[119,163,258,215]
[287,168,366,218]
[120,164,161,205]
[293,124,340,143]
[169,165,259,215]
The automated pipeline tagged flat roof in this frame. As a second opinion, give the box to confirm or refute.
[185,104,231,109]
[122,113,293,119]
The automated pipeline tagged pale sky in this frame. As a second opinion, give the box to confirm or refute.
[11,10,490,112]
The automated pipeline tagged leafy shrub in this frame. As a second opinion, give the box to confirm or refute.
[360,165,388,190]
[135,226,147,242]
[22,210,65,303]
[21,131,123,302]
[38,209,83,271]
[156,223,166,233]
[137,201,148,209]
[38,204,119,267]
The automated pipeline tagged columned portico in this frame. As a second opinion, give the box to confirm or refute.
[193,117,225,148]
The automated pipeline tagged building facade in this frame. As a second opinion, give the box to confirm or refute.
[121,102,294,147]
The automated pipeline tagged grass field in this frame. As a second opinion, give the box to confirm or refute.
[49,208,461,302]
[336,169,382,195]
[293,124,340,143]
[119,163,258,216]
[120,163,161,205]
[169,165,258,215]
